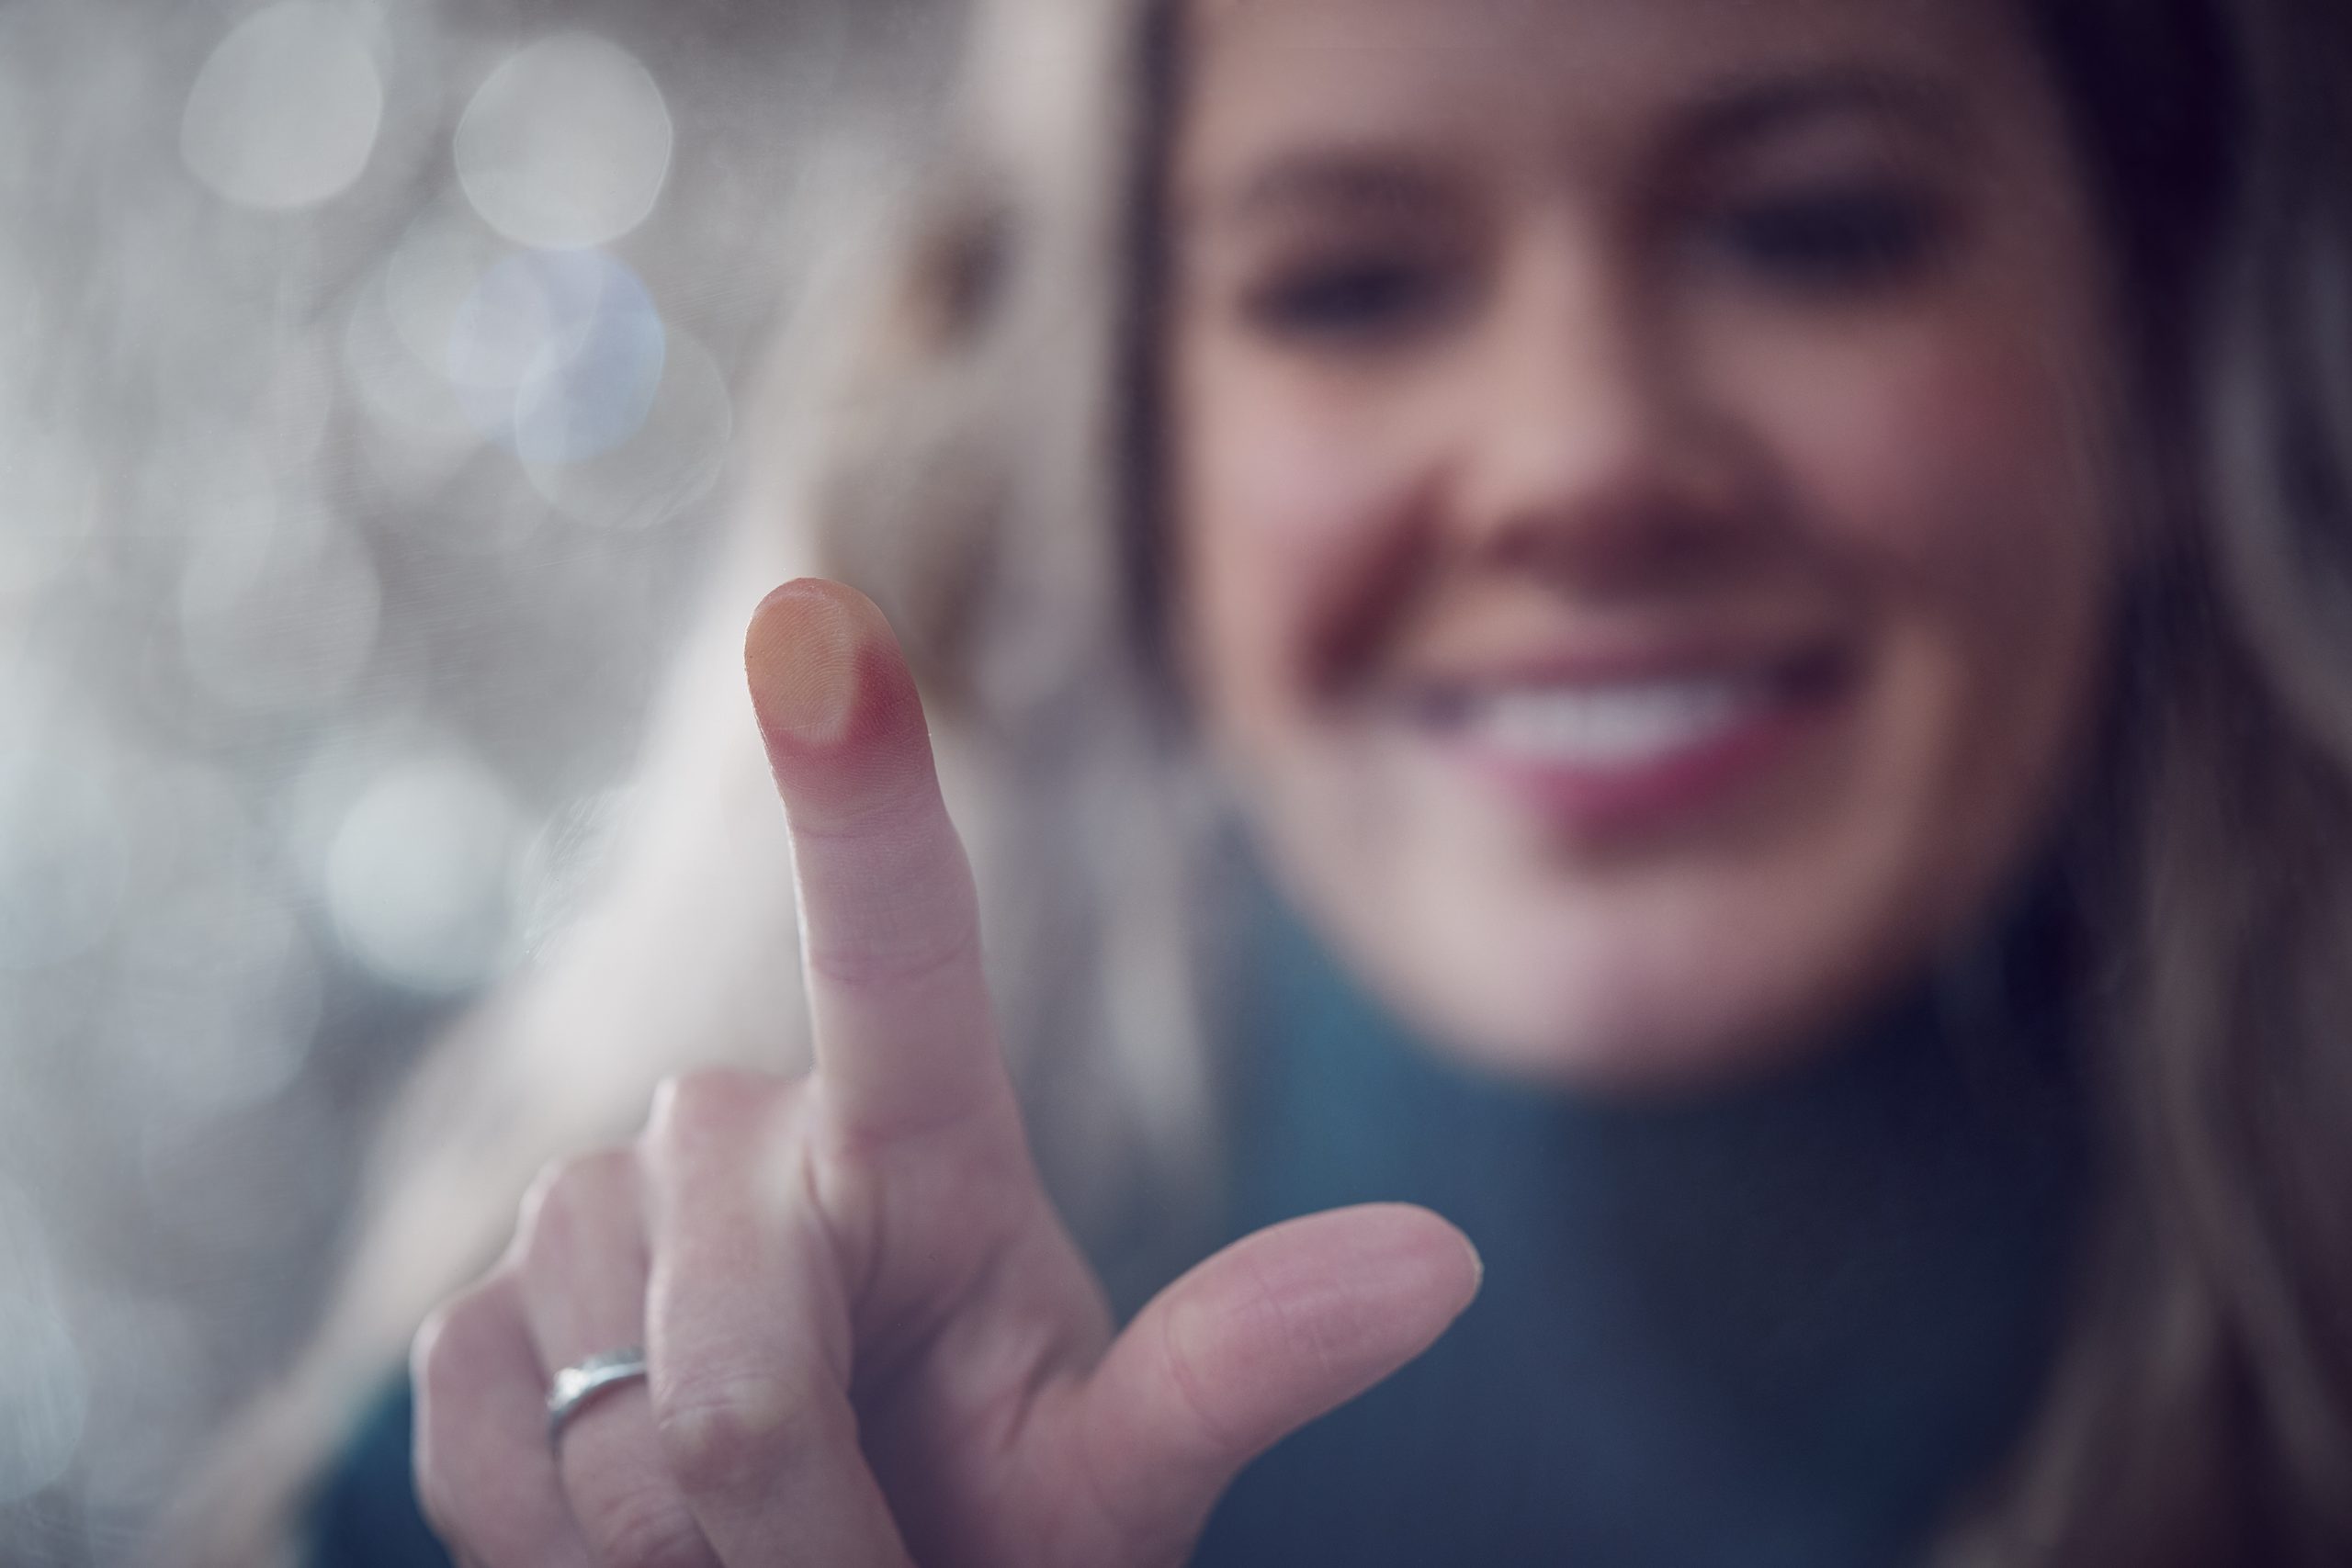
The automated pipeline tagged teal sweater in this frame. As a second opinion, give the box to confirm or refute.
[310,875,2086,1565]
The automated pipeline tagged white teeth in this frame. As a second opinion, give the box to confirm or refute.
[1464,678,1765,767]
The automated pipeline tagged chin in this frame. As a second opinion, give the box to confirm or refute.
[1394,968,1823,1097]
[1238,736,2002,1100]
[1331,883,1919,1099]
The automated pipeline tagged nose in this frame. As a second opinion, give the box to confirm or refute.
[1447,231,1754,592]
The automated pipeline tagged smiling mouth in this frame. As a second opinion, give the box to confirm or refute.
[1408,646,1855,833]
[1452,674,1777,765]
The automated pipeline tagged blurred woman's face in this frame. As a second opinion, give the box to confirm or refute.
[1166,0,2123,1089]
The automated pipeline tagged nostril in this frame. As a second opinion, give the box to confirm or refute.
[1776,642,1860,704]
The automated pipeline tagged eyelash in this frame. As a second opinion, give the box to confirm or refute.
[1704,186,1944,292]
[1238,186,1945,345]
[1244,256,1458,344]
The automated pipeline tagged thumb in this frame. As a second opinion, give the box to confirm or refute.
[1070,1204,1481,1559]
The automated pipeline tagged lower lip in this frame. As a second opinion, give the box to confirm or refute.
[1436,677,1848,838]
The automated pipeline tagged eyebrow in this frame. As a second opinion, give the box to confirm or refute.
[1673,67,1969,159]
[1192,63,1969,241]
[1210,155,1457,230]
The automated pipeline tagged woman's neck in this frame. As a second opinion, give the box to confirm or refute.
[1208,860,2094,1562]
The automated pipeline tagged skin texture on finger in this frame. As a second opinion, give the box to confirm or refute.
[738,589,1175,1562]
[733,591,1482,1563]
[514,1152,717,1568]
[514,1152,650,1385]
[745,583,1102,1378]
[412,1276,594,1568]
[640,1072,915,1568]
[744,580,1023,1149]
[1054,1204,1482,1562]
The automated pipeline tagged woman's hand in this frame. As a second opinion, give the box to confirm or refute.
[412,579,1481,1568]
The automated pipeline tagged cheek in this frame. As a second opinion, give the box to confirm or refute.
[1179,347,1441,723]
[1728,310,2118,934]
[1746,320,2113,658]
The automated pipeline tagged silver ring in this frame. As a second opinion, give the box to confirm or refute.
[547,1346,649,1447]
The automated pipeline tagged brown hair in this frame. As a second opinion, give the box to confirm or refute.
[1946,0,2352,1561]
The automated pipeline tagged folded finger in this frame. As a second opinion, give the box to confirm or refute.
[641,1071,914,1568]
[514,1152,716,1568]
[413,1275,593,1568]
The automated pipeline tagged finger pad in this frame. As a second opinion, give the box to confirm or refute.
[1164,1204,1481,1450]
[747,580,934,817]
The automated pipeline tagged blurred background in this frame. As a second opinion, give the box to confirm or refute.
[0,1,948,1560]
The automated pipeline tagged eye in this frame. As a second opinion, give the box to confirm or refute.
[1706,185,1945,293]
[1244,254,1461,344]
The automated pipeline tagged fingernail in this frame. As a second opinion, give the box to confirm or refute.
[747,581,861,746]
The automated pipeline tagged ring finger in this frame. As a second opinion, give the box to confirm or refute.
[514,1150,717,1568]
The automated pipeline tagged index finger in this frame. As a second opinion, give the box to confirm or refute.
[744,579,1018,1144]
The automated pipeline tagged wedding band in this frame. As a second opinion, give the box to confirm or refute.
[547,1346,649,1447]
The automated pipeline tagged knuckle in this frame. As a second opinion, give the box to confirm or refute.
[518,1155,569,1224]
[645,1068,796,1156]
[409,1284,511,1539]
[410,1303,461,1395]
[514,1147,635,1270]
[650,1359,834,1496]
[412,1278,507,1398]
[580,1481,712,1568]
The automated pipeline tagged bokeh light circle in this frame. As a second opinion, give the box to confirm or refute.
[180,3,384,211]
[0,737,130,975]
[447,248,666,465]
[344,265,481,457]
[101,878,324,1116]
[455,34,672,249]
[324,752,524,994]
[526,331,731,530]
[382,204,508,368]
